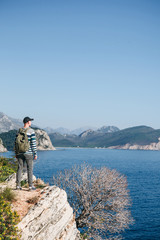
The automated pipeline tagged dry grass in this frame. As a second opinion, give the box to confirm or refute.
[26,196,39,204]
[34,178,48,189]
[0,187,17,202]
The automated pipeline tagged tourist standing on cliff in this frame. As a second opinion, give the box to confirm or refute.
[15,117,37,191]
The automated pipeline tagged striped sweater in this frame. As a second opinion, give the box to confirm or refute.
[15,127,37,157]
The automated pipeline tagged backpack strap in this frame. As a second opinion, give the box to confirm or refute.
[24,128,29,133]
[19,128,29,133]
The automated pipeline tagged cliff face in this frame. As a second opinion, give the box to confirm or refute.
[1,174,80,240]
[18,186,80,240]
[35,129,56,150]
[0,138,7,152]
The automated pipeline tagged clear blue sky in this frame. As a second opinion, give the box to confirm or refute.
[0,0,160,130]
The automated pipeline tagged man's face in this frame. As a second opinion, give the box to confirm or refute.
[28,121,31,126]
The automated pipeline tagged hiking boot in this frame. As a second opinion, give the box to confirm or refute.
[16,186,22,190]
[29,186,36,191]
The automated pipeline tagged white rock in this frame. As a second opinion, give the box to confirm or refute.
[35,129,56,151]
[0,138,7,152]
[18,186,80,240]
[108,139,160,151]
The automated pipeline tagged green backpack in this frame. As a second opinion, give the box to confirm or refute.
[15,128,30,153]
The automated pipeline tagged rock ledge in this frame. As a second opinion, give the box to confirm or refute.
[0,174,80,240]
[18,186,80,240]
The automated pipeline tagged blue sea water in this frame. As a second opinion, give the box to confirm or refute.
[2,148,160,239]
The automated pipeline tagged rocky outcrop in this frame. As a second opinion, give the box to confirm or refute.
[108,138,160,150]
[1,174,80,240]
[0,138,7,152]
[18,186,80,240]
[35,129,56,150]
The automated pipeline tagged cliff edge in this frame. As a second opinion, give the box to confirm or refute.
[18,186,80,240]
[1,174,80,240]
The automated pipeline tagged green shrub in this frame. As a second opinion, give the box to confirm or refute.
[35,184,46,189]
[0,157,17,183]
[20,180,28,188]
[80,233,88,239]
[0,187,16,202]
[0,195,20,239]
[34,178,47,189]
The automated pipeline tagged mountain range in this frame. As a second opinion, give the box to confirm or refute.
[0,112,119,135]
[44,126,95,135]
[1,112,160,150]
[49,126,160,149]
[44,125,119,135]
[0,112,22,133]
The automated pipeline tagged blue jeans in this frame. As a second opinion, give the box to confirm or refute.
[16,154,33,187]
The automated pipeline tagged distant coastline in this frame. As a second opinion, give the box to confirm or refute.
[55,145,160,151]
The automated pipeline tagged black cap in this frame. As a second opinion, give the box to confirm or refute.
[23,117,34,124]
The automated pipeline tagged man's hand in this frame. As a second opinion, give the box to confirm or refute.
[34,155,37,160]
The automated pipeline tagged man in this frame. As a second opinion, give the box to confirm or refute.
[15,117,37,191]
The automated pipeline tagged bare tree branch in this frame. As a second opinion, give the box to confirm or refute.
[53,164,133,239]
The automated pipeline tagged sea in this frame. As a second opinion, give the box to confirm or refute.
[1,148,160,240]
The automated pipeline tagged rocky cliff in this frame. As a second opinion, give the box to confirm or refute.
[1,174,80,240]
[18,186,80,240]
[35,129,56,150]
[0,138,7,152]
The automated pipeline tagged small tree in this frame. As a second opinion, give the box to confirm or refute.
[53,164,133,239]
